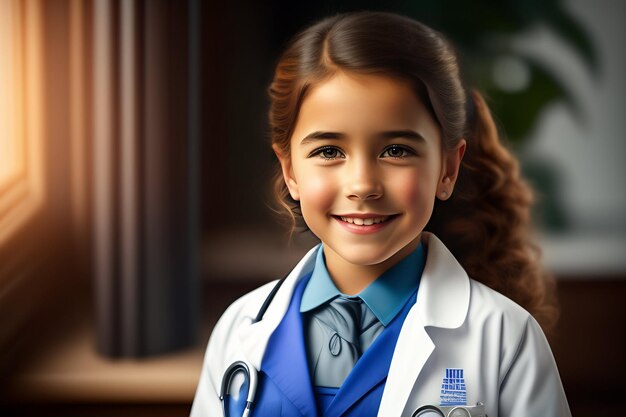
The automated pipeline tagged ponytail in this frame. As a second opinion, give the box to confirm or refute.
[425,91,559,333]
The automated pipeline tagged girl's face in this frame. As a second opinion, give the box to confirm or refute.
[275,71,465,280]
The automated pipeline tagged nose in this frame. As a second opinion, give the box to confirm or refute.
[343,158,384,201]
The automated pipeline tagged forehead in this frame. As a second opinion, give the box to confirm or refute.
[292,71,439,142]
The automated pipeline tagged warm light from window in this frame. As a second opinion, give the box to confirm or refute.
[0,0,23,188]
[0,0,45,247]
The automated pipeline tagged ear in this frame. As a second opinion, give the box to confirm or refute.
[272,143,300,201]
[437,139,466,201]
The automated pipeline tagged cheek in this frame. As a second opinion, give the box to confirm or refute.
[298,171,336,211]
[390,170,436,206]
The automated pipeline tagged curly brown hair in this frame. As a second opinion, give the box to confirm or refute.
[267,11,558,332]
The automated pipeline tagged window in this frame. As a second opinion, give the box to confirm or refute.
[0,0,45,248]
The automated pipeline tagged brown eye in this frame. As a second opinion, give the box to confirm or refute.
[381,145,412,158]
[322,148,339,158]
[310,146,345,160]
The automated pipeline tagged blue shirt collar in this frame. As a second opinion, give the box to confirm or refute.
[299,241,426,326]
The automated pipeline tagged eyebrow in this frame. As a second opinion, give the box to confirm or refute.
[299,130,427,145]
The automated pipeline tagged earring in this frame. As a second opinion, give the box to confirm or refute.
[441,191,448,198]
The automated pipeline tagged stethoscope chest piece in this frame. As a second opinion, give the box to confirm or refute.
[412,402,487,417]
[220,360,259,417]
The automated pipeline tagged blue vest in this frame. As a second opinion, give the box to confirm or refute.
[249,272,418,417]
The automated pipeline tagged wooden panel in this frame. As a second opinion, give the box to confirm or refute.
[549,278,626,408]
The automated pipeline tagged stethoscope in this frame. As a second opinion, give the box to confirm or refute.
[219,276,287,417]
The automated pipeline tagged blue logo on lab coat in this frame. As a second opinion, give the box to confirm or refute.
[440,368,467,406]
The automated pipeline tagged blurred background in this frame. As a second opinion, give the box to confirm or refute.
[0,0,624,415]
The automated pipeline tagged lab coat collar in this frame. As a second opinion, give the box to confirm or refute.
[414,231,470,329]
[237,244,320,371]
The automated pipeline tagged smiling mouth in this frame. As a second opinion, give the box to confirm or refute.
[332,214,399,226]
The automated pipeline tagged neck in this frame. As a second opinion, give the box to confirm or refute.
[323,235,422,295]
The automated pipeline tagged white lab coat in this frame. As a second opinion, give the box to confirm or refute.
[191,232,572,417]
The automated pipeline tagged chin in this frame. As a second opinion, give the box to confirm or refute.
[334,243,400,266]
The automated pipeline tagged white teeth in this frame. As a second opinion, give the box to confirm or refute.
[338,215,391,225]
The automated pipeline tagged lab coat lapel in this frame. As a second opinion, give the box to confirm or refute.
[260,271,317,417]
[377,233,470,417]
[237,244,320,371]
[376,308,434,417]
[324,287,417,417]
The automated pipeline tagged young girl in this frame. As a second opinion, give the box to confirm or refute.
[191,11,571,417]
